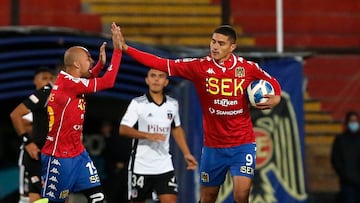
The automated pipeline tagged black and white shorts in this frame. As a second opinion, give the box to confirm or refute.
[18,146,42,196]
[129,170,178,201]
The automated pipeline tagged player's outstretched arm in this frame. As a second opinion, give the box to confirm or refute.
[90,22,123,92]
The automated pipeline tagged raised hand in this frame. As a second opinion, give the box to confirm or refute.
[111,22,122,50]
[116,25,128,51]
[99,42,107,65]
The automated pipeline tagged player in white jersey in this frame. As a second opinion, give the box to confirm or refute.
[119,69,198,203]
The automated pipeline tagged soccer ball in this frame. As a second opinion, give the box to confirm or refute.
[246,79,274,107]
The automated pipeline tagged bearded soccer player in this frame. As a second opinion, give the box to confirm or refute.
[117,25,281,203]
[40,22,122,203]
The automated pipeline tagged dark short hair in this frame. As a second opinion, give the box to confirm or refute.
[213,25,237,43]
[34,67,56,76]
[345,111,359,124]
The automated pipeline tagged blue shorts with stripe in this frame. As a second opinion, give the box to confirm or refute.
[41,150,101,201]
[199,143,256,186]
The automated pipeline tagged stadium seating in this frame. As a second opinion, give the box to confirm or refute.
[0,0,10,25]
[219,0,360,49]
[304,55,360,120]
[81,0,255,47]
[0,0,102,32]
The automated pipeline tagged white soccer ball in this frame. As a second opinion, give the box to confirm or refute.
[246,79,275,107]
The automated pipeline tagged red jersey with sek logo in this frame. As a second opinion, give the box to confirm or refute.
[42,49,122,157]
[126,47,281,148]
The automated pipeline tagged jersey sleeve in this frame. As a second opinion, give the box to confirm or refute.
[126,46,199,80]
[120,99,139,127]
[23,84,51,111]
[65,49,122,95]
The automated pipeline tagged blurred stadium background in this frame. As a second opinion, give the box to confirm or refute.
[0,0,359,202]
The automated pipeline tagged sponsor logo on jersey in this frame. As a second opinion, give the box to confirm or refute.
[208,107,243,116]
[147,124,171,133]
[107,64,113,71]
[206,77,245,96]
[29,94,39,104]
[213,99,238,107]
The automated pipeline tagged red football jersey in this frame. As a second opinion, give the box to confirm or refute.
[42,50,122,157]
[127,47,281,148]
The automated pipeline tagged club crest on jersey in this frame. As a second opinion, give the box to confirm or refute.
[167,112,173,120]
[201,172,209,182]
[235,67,245,77]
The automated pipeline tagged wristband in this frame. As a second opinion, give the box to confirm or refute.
[21,133,33,145]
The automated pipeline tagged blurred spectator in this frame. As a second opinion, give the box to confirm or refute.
[331,111,360,203]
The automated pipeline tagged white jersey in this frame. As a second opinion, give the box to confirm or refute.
[121,93,181,174]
